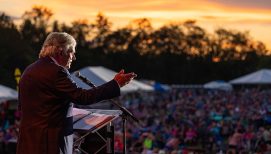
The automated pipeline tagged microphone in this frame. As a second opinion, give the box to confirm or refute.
[74,71,96,88]
[74,71,140,124]
[74,71,141,154]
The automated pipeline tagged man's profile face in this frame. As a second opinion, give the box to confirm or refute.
[59,46,76,69]
[65,50,76,69]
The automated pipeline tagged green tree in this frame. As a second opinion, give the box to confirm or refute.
[149,24,185,55]
[182,20,210,56]
[90,13,112,48]
[0,13,16,29]
[70,19,92,48]
[20,6,53,52]
[103,28,133,53]
[0,13,34,88]
[209,28,268,61]
[126,18,153,55]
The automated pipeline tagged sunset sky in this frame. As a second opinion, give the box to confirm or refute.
[1,0,271,50]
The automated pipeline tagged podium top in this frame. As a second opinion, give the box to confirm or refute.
[73,108,121,132]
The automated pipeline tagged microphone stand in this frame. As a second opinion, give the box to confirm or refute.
[75,72,140,154]
[107,99,139,154]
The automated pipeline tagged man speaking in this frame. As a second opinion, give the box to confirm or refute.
[16,32,136,154]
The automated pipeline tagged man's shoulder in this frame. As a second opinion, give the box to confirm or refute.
[23,57,64,77]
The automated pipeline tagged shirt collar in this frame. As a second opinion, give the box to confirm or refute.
[50,56,60,65]
[49,56,70,73]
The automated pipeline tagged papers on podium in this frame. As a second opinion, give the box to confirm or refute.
[73,108,121,132]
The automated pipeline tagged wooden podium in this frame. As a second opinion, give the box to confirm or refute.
[73,108,121,154]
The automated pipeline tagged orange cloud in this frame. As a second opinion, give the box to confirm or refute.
[0,0,270,49]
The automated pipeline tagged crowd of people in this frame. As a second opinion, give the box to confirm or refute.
[1,87,271,153]
[0,101,19,153]
[114,88,271,153]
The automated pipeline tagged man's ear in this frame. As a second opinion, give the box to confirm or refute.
[59,47,64,56]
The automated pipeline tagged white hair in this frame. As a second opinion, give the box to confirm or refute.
[39,32,76,58]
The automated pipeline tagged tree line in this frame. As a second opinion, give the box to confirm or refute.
[0,6,270,88]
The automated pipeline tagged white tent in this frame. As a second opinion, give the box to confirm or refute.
[71,66,154,93]
[229,69,271,85]
[203,80,232,91]
[0,84,18,102]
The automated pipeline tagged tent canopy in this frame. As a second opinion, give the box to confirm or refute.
[203,80,232,91]
[71,66,154,93]
[0,84,18,102]
[229,69,271,85]
[153,82,171,92]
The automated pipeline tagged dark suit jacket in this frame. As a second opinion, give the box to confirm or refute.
[16,57,120,154]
